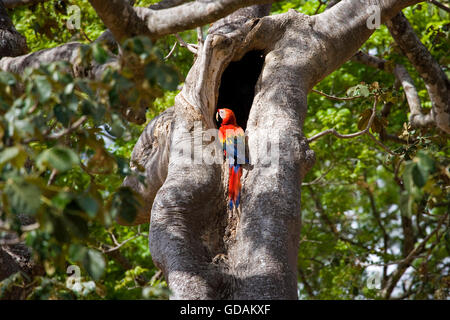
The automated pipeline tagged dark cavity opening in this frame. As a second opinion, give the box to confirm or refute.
[216,50,265,131]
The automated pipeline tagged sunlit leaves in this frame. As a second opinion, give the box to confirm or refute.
[300,3,449,300]
[347,83,370,97]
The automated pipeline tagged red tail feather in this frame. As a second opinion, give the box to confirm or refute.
[228,165,242,209]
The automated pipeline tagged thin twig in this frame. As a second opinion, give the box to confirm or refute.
[23,116,88,144]
[0,237,22,245]
[47,169,58,186]
[301,164,334,186]
[150,270,163,285]
[20,222,40,232]
[311,88,365,101]
[164,41,178,60]
[361,254,427,267]
[428,0,450,13]
[313,0,326,14]
[47,116,88,140]
[175,33,198,54]
[103,227,146,253]
[308,96,378,142]
[367,132,398,155]
[81,29,93,43]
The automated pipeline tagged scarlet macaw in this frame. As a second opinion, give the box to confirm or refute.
[216,108,248,210]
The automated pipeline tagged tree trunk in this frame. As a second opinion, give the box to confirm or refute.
[121,1,423,299]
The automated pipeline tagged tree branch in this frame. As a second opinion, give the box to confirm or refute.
[311,88,364,101]
[164,40,178,60]
[313,0,422,82]
[22,115,88,144]
[428,0,450,13]
[386,12,450,133]
[102,227,147,253]
[308,96,378,142]
[88,0,274,42]
[148,0,189,10]
[88,0,150,43]
[351,51,437,130]
[174,33,198,54]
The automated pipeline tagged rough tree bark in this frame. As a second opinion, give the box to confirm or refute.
[119,0,426,299]
[1,0,443,300]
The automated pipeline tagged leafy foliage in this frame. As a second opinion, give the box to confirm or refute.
[1,3,183,297]
[296,1,449,300]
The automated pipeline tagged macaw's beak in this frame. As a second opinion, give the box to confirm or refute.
[215,111,223,127]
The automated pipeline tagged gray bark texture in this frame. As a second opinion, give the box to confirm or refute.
[119,0,424,299]
[386,13,450,133]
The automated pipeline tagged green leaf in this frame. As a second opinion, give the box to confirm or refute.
[106,115,124,138]
[402,162,415,193]
[34,75,52,103]
[0,72,16,86]
[37,146,79,172]
[0,146,21,165]
[68,245,106,280]
[68,244,87,262]
[146,64,179,91]
[83,249,105,281]
[92,43,109,64]
[416,150,435,177]
[411,163,426,188]
[51,192,73,210]
[4,179,41,215]
[76,196,99,218]
[359,85,370,97]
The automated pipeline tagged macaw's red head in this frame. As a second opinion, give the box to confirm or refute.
[216,108,236,126]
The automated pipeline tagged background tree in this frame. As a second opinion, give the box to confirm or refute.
[0,0,448,300]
